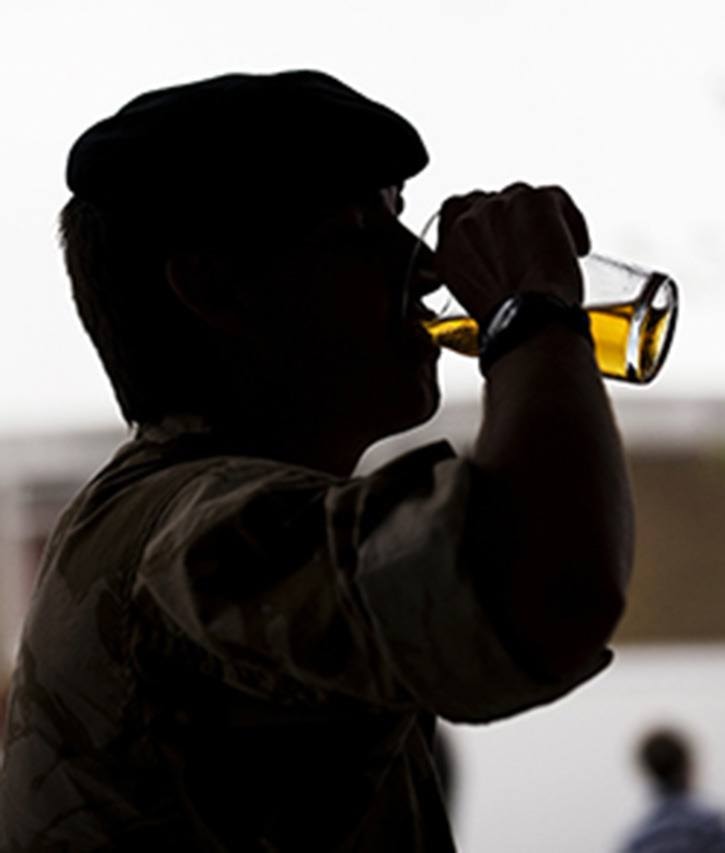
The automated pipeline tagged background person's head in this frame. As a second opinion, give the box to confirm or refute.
[60,71,439,466]
[638,727,693,796]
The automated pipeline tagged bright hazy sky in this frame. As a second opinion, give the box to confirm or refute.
[2,0,725,433]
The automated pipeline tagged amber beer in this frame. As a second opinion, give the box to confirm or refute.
[423,272,678,384]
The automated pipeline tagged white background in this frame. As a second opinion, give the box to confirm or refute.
[1,0,725,433]
[445,646,725,852]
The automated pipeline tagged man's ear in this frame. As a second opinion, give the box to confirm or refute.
[165,252,246,334]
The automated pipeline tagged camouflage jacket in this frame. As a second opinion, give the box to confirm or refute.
[0,416,610,851]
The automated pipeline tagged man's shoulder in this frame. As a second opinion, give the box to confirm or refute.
[93,428,330,508]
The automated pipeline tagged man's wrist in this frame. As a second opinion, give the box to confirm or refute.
[478,292,593,377]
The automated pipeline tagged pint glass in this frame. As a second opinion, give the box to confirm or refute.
[409,210,679,384]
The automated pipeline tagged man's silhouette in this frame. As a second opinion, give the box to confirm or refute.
[0,71,634,850]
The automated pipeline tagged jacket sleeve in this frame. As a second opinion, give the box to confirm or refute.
[134,444,611,721]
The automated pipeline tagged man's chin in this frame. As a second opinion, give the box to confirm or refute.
[414,378,442,426]
[384,376,442,438]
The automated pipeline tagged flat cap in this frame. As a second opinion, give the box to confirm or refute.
[66,71,429,237]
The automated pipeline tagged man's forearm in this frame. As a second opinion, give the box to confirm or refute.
[470,326,635,677]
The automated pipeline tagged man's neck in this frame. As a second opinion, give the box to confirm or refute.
[145,409,373,477]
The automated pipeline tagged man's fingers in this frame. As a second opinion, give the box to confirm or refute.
[438,190,491,229]
[433,183,589,315]
[539,185,591,257]
[443,184,589,257]
[499,181,534,197]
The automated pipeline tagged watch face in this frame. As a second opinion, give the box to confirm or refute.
[490,296,522,334]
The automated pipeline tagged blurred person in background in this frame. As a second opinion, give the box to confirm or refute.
[619,727,725,853]
[0,71,634,851]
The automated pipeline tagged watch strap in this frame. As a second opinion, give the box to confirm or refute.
[478,292,593,376]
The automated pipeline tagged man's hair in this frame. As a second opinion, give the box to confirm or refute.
[59,197,221,425]
[638,728,691,794]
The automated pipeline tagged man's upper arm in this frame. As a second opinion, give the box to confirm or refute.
[330,445,611,722]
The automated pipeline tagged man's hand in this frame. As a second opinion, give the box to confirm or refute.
[435,183,591,321]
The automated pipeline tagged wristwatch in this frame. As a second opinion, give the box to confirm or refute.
[478,292,593,376]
